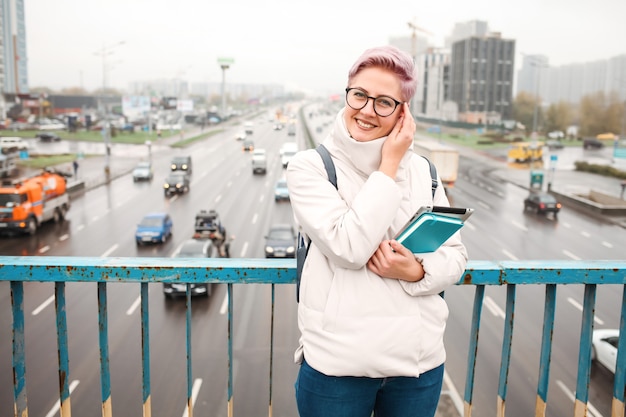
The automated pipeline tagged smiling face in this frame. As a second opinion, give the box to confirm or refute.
[343,66,404,142]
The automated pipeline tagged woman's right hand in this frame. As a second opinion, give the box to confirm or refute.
[379,103,415,179]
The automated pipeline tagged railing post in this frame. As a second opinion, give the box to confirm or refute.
[141,282,151,417]
[535,284,556,417]
[574,284,596,417]
[97,282,113,417]
[55,282,72,417]
[11,281,28,417]
[496,284,516,417]
[464,284,485,417]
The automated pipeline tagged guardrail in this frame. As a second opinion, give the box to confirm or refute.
[1,257,625,417]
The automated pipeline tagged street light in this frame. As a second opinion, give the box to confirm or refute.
[217,57,234,119]
[94,40,125,175]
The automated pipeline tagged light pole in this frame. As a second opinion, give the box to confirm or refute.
[217,58,234,119]
[94,41,125,175]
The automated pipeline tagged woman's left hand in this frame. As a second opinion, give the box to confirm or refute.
[367,239,424,282]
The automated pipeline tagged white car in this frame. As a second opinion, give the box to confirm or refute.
[591,328,619,374]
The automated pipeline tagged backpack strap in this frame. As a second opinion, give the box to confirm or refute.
[421,156,438,198]
[297,144,337,303]
[316,144,337,189]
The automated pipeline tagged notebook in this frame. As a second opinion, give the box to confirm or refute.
[394,206,473,253]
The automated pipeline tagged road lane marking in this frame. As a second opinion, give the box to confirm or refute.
[567,297,604,325]
[555,379,603,417]
[101,244,119,258]
[601,241,613,248]
[220,294,228,315]
[581,231,591,238]
[76,224,85,231]
[511,220,528,232]
[39,245,50,254]
[182,378,203,417]
[478,201,491,210]
[501,249,518,260]
[215,194,222,203]
[239,241,248,258]
[484,296,505,318]
[59,234,69,241]
[251,214,258,224]
[32,295,55,316]
[45,379,80,417]
[563,250,581,260]
[464,222,476,231]
[442,370,464,415]
[127,296,141,315]
[259,194,265,202]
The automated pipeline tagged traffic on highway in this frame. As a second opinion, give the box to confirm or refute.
[0,106,624,417]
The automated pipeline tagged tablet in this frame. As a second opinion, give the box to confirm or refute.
[394,206,474,240]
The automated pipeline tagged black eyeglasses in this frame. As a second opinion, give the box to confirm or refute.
[345,87,403,117]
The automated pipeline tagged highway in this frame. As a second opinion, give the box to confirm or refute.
[1,109,624,417]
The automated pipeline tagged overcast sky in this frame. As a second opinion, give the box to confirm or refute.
[25,0,626,96]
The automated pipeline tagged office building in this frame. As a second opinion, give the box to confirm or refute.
[414,48,451,119]
[449,32,516,123]
[1,0,28,94]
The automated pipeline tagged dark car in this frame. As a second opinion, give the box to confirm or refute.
[36,132,61,142]
[545,140,564,150]
[163,239,215,297]
[171,155,192,174]
[135,212,173,245]
[163,172,190,196]
[264,223,297,258]
[524,192,562,218]
[242,139,254,152]
[583,138,604,149]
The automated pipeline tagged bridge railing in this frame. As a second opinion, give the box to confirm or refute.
[1,256,625,417]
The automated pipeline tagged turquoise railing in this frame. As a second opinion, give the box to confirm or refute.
[1,256,625,417]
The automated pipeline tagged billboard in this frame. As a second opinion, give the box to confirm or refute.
[122,96,151,115]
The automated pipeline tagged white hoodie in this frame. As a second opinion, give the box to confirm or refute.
[286,109,468,378]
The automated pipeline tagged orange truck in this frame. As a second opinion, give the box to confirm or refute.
[0,171,71,234]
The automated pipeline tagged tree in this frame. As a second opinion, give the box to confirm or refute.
[544,101,574,135]
[512,92,542,136]
[579,91,624,136]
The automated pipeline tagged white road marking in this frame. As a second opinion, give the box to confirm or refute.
[59,234,69,241]
[126,296,141,316]
[501,249,518,260]
[556,379,603,417]
[601,241,613,248]
[563,250,581,260]
[182,379,203,417]
[45,380,80,417]
[239,241,248,257]
[581,231,591,238]
[567,297,604,325]
[220,294,229,315]
[484,296,505,318]
[101,244,118,258]
[32,295,55,316]
[511,220,528,232]
[251,214,258,224]
[39,245,50,254]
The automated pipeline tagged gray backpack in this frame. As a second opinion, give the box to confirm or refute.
[296,144,438,302]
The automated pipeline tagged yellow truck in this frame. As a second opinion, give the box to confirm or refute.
[508,142,544,162]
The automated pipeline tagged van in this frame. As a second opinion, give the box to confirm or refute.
[251,149,267,175]
[0,137,29,152]
[171,155,192,174]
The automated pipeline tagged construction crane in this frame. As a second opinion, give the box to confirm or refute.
[407,18,433,60]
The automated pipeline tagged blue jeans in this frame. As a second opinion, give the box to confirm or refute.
[295,359,444,417]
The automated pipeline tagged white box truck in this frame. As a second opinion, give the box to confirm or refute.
[413,140,459,189]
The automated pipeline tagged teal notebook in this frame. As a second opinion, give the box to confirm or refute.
[395,212,465,253]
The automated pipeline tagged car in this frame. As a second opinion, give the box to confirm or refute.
[523,192,562,218]
[163,172,190,195]
[36,132,62,142]
[583,138,604,149]
[242,139,254,152]
[234,131,247,141]
[545,140,564,149]
[132,161,153,182]
[171,155,192,174]
[163,239,215,297]
[547,131,564,139]
[591,328,618,374]
[244,121,254,134]
[135,212,173,245]
[264,223,297,258]
[251,149,267,174]
[273,123,283,131]
[274,179,289,201]
[0,137,29,152]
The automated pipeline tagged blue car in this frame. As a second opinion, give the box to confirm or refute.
[274,179,290,201]
[135,212,173,245]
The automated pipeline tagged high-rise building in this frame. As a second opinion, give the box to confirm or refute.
[1,0,28,94]
[445,20,489,49]
[449,32,516,123]
[517,54,626,104]
[414,48,451,119]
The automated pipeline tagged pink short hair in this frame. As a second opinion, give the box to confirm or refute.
[347,45,417,102]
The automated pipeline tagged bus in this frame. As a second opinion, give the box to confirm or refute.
[507,142,544,162]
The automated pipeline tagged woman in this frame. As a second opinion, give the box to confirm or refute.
[286,45,468,417]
